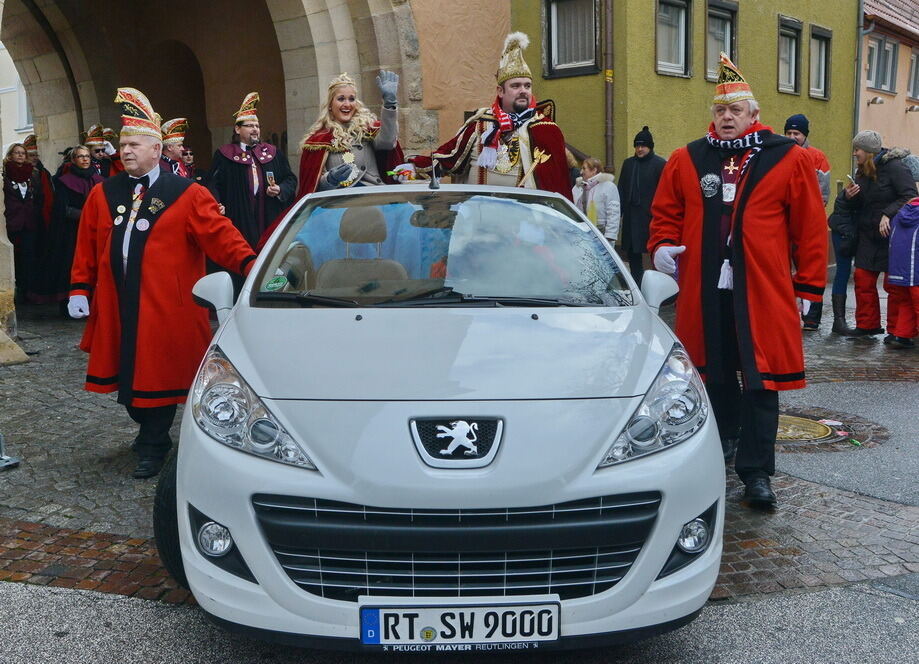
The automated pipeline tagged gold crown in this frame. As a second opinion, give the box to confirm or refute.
[328,72,357,91]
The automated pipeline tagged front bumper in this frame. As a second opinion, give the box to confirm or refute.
[176,403,724,650]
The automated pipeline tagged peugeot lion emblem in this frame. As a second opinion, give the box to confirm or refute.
[410,417,503,468]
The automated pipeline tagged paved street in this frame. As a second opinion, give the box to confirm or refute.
[1,298,918,661]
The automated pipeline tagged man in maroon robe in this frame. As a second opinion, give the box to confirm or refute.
[407,32,571,200]
[206,92,297,250]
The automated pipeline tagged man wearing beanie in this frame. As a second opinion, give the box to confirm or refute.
[618,125,666,282]
[784,113,831,331]
[648,54,827,508]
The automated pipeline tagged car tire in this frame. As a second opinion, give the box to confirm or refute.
[153,452,189,589]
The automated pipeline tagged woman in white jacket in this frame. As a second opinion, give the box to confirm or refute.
[572,157,621,244]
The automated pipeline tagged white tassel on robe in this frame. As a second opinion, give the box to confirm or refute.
[478,145,498,169]
[717,259,733,290]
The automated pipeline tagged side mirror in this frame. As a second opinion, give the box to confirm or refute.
[192,272,234,325]
[640,270,679,313]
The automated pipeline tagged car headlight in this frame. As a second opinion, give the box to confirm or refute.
[192,346,316,470]
[598,344,708,468]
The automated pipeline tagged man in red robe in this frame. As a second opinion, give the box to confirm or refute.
[648,54,826,508]
[160,117,191,178]
[406,32,571,200]
[85,124,124,177]
[68,87,256,479]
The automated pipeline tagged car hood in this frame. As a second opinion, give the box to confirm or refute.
[217,306,675,400]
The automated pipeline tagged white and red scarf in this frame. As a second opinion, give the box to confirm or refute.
[478,96,537,169]
[704,121,773,176]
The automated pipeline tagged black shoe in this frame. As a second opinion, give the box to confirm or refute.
[742,477,777,507]
[721,436,738,462]
[847,327,884,338]
[133,457,164,479]
[886,335,915,349]
[802,320,819,331]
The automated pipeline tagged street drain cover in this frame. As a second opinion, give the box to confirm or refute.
[777,415,835,442]
[776,407,886,452]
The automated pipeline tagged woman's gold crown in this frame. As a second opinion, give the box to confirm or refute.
[328,72,357,91]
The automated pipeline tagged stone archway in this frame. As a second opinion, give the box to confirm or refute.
[0,0,434,343]
[266,0,438,157]
[133,40,213,171]
[0,0,98,162]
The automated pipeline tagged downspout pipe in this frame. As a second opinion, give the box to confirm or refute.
[853,0,875,173]
[603,0,614,170]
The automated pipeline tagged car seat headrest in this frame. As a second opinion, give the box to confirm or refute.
[339,206,387,244]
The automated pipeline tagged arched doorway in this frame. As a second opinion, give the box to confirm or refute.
[134,40,212,171]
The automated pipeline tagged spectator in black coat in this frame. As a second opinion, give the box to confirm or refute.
[835,131,917,338]
[617,126,666,283]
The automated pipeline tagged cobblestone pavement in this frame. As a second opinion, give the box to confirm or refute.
[1,302,917,606]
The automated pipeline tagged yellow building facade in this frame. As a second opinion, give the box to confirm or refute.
[512,0,859,200]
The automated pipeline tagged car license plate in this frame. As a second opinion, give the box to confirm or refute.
[360,602,559,650]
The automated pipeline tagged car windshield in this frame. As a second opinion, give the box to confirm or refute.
[253,190,633,307]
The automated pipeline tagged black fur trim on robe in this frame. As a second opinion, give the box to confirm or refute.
[686,133,795,391]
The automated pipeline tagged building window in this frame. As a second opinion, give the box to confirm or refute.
[706,1,737,81]
[547,0,598,77]
[15,81,33,132]
[909,51,919,100]
[778,16,801,94]
[657,0,691,76]
[809,27,831,99]
[866,36,898,92]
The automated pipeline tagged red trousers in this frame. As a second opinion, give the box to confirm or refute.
[854,268,906,332]
[889,284,919,338]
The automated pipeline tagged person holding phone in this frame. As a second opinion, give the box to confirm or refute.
[207,91,297,252]
[834,131,917,338]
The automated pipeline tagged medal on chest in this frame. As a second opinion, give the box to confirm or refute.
[493,134,521,174]
[700,173,720,198]
[338,150,361,187]
[721,156,739,202]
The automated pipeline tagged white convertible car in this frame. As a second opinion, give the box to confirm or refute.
[153,183,725,653]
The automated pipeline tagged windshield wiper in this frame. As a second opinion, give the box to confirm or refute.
[374,285,461,306]
[466,296,587,307]
[254,291,360,307]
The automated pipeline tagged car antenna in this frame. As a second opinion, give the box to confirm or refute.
[428,154,440,190]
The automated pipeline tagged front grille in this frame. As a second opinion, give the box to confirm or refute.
[253,492,661,602]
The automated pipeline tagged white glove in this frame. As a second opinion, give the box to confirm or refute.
[68,294,89,318]
[798,298,811,316]
[653,245,686,275]
[391,163,416,183]
[103,141,117,156]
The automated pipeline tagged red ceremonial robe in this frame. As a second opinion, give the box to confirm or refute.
[296,123,405,199]
[411,102,572,201]
[70,172,256,407]
[648,127,827,391]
